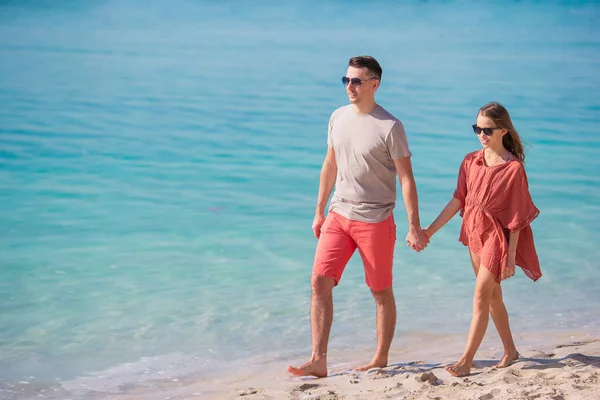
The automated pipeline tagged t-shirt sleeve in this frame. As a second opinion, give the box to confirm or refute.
[386,120,411,159]
[453,158,468,213]
[498,165,540,231]
[327,113,334,148]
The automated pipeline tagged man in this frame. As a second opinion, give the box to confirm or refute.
[287,56,429,377]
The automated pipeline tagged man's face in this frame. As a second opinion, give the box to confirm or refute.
[344,66,379,104]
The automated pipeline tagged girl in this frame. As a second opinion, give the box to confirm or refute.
[424,102,541,377]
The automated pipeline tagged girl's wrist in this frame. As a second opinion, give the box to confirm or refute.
[423,227,432,238]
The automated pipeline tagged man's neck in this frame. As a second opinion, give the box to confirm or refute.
[351,100,378,115]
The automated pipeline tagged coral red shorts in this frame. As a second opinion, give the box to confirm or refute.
[313,211,396,291]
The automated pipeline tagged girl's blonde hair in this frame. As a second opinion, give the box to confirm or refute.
[478,102,525,163]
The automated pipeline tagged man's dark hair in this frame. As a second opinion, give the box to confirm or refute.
[348,56,382,80]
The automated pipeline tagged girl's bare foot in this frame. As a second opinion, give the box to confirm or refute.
[287,359,328,377]
[494,350,519,368]
[355,357,387,371]
[445,360,471,377]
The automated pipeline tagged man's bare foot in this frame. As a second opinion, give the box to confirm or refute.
[355,358,387,371]
[287,359,328,377]
[493,350,519,368]
[445,360,471,377]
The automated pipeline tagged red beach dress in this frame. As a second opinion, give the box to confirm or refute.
[453,149,541,282]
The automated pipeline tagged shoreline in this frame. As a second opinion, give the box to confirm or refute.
[3,330,598,399]
[189,338,600,400]
[83,331,600,400]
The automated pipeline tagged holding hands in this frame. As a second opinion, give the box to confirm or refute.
[405,226,430,252]
[407,197,462,252]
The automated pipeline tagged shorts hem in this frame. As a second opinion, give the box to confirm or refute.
[312,272,340,286]
[367,282,393,291]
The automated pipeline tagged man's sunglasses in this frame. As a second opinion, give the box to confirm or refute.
[472,124,502,136]
[341,76,379,87]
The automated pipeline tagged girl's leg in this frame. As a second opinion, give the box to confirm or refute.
[468,252,519,368]
[488,282,519,367]
[446,257,497,377]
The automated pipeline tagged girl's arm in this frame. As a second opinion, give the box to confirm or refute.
[424,197,461,239]
[507,230,520,266]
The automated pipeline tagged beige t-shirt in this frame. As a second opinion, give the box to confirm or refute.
[327,104,411,223]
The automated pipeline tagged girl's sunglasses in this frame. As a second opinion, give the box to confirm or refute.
[472,124,502,136]
[341,76,379,87]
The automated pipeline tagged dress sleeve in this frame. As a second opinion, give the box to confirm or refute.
[453,158,468,214]
[498,165,540,231]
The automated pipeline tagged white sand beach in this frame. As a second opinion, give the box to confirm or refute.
[106,334,599,400]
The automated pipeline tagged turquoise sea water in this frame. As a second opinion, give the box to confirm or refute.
[1,1,599,398]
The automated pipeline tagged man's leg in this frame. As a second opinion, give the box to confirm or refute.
[353,215,397,370]
[288,212,356,377]
[287,275,335,377]
[356,286,396,370]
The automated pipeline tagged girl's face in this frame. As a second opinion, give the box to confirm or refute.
[474,114,508,150]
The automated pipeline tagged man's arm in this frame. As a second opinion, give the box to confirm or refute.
[313,147,337,238]
[393,157,428,251]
